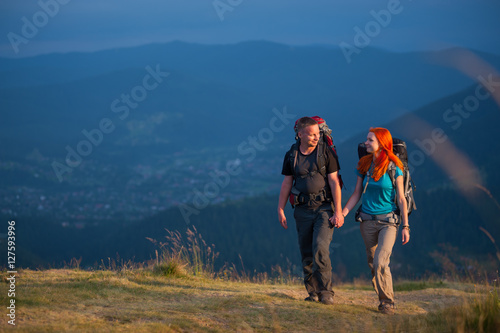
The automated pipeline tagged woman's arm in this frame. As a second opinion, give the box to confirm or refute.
[342,176,364,217]
[395,175,410,245]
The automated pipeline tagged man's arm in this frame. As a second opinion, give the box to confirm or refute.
[327,171,344,228]
[277,175,293,229]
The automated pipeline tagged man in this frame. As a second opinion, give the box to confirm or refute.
[277,116,344,305]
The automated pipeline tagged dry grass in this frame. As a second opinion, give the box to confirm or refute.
[147,226,219,279]
[1,268,498,332]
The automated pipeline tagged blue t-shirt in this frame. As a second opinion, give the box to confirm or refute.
[356,164,403,215]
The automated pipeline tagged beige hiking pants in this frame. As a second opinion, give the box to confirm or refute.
[360,219,398,305]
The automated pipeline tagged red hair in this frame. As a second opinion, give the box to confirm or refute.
[357,127,404,181]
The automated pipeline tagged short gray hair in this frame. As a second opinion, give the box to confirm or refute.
[296,117,318,133]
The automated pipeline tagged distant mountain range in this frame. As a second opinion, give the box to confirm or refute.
[2,41,500,161]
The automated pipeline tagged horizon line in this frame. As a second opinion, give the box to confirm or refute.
[1,39,498,60]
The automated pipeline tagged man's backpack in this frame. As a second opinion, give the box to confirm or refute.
[288,116,343,207]
[357,138,416,216]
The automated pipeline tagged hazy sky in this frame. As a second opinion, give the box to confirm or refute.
[1,0,499,58]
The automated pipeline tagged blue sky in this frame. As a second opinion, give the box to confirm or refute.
[1,0,499,58]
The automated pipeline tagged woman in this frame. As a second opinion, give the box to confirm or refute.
[342,127,410,315]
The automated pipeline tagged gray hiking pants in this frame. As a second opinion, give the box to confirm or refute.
[359,218,398,305]
[294,202,335,298]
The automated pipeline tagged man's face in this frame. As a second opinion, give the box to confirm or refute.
[299,124,320,148]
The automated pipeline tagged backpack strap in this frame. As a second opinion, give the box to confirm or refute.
[362,170,370,194]
[387,161,397,188]
[287,141,333,207]
[387,162,398,208]
[289,141,326,180]
[287,142,298,176]
[388,161,409,216]
[316,141,327,178]
[362,163,395,194]
[318,141,344,189]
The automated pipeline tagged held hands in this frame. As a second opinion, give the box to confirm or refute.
[329,211,344,228]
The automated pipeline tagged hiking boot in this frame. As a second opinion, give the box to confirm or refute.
[379,303,395,315]
[304,294,319,302]
[319,294,334,305]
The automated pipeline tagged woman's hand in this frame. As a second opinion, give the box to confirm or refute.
[329,211,344,228]
[402,227,410,245]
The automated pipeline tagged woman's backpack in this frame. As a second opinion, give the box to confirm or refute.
[358,138,417,216]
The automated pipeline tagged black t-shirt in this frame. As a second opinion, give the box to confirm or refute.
[281,144,340,195]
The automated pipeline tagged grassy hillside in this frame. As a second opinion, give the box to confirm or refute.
[0,268,498,332]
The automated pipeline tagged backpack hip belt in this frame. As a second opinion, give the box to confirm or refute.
[290,187,332,207]
[355,210,399,224]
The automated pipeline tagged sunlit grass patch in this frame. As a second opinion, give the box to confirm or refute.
[152,259,187,278]
[147,226,219,279]
[394,279,447,291]
[419,289,500,332]
[3,258,499,332]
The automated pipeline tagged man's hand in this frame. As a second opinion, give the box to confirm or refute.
[277,176,293,230]
[327,172,343,228]
[278,209,288,229]
[329,210,344,228]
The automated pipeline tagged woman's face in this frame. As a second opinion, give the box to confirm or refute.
[365,132,379,153]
